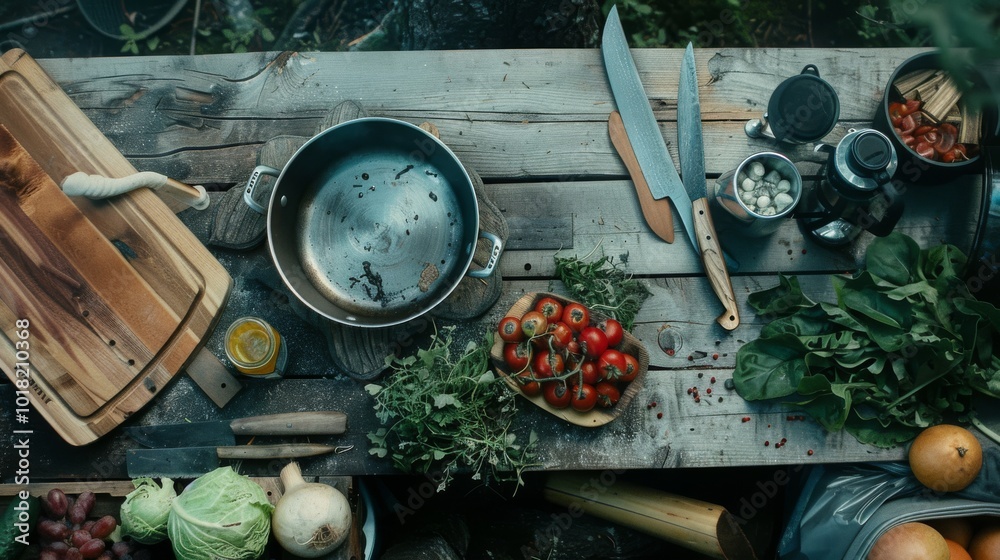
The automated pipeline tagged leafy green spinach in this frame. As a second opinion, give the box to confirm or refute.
[734,232,1000,448]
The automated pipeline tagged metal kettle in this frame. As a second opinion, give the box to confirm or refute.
[798,128,904,246]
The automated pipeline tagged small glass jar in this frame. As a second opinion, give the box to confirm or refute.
[224,317,287,378]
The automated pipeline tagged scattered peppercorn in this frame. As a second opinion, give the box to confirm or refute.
[710,376,716,384]
[694,396,700,403]
[686,388,693,395]
[712,353,719,360]
[741,417,751,423]
[718,397,723,402]
[698,372,704,378]
[665,348,675,356]
[687,355,694,361]
[724,379,735,390]
[764,441,770,446]
[807,449,814,456]
[706,388,712,395]
[657,412,663,419]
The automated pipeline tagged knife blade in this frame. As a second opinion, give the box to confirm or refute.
[126,443,353,478]
[678,43,740,330]
[602,5,697,250]
[608,111,675,243]
[125,411,348,448]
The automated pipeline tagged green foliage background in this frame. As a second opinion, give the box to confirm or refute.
[609,0,999,59]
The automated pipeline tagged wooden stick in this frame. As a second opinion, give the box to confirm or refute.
[893,68,937,97]
[923,75,962,121]
[960,100,983,145]
[544,473,757,560]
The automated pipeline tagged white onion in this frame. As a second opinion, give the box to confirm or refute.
[271,462,352,558]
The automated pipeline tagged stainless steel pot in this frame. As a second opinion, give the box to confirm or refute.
[244,117,502,328]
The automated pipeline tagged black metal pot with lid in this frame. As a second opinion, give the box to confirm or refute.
[745,64,841,144]
[798,128,904,246]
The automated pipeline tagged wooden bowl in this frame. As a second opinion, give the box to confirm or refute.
[489,292,649,427]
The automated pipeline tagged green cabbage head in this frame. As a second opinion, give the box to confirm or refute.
[167,467,274,560]
[120,477,176,544]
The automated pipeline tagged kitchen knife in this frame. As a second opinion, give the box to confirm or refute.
[608,111,676,243]
[602,5,697,250]
[126,443,353,478]
[678,43,740,331]
[125,411,348,448]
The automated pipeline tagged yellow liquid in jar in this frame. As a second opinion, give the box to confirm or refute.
[225,317,282,376]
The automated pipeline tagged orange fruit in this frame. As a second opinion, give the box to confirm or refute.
[868,522,950,560]
[908,425,983,492]
[969,524,1000,560]
[948,539,973,560]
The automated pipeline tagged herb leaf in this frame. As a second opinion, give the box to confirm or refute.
[554,252,649,331]
[366,326,535,490]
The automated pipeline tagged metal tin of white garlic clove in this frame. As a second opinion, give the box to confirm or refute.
[774,192,795,211]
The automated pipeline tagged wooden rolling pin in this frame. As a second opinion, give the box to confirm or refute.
[544,473,757,560]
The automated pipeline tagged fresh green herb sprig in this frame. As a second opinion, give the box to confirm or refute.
[733,232,1000,448]
[366,327,536,491]
[554,252,650,331]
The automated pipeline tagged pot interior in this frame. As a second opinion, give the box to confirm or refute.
[268,119,478,327]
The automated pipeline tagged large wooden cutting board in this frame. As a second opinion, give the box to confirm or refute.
[0,49,231,446]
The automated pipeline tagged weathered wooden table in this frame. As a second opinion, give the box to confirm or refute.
[0,47,989,481]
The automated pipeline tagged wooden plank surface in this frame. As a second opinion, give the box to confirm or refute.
[0,47,989,480]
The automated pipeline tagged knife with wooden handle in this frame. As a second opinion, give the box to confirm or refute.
[609,111,675,243]
[678,43,740,330]
[126,443,354,478]
[125,411,349,448]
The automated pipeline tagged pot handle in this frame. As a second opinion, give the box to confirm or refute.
[243,165,281,214]
[466,231,503,279]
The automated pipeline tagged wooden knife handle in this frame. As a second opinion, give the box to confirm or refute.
[692,198,740,330]
[608,111,675,243]
[216,443,337,460]
[230,411,348,436]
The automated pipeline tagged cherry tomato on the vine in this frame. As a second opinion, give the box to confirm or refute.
[594,382,621,408]
[533,350,565,378]
[547,321,574,350]
[598,349,627,380]
[561,303,590,332]
[497,316,524,343]
[520,311,548,339]
[579,360,602,385]
[598,318,624,348]
[503,342,532,372]
[515,371,542,397]
[534,297,564,321]
[619,352,640,383]
[579,326,608,360]
[543,382,572,409]
[570,383,598,412]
